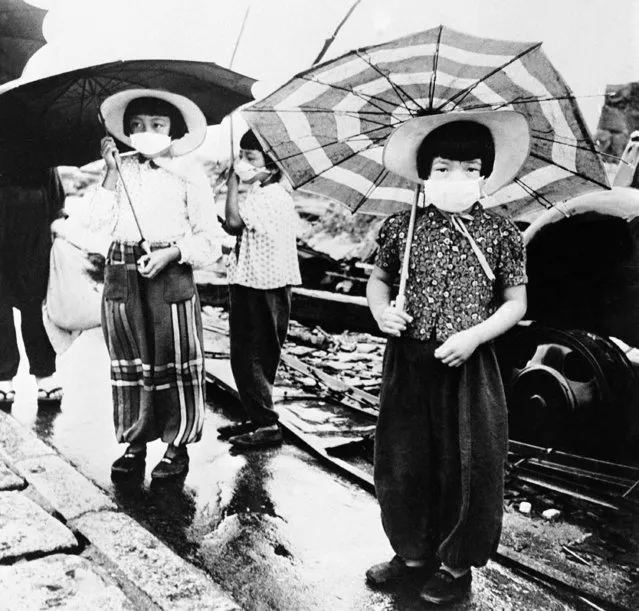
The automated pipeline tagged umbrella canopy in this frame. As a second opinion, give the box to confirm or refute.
[0,58,255,170]
[242,25,609,223]
[0,0,46,85]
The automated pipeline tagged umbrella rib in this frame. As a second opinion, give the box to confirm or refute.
[531,133,605,154]
[352,166,392,213]
[444,41,543,112]
[428,25,444,110]
[353,50,425,115]
[490,92,607,109]
[297,74,397,115]
[528,152,610,189]
[513,178,557,210]
[269,126,390,164]
[246,106,396,128]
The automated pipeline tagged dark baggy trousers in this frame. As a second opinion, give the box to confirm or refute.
[374,338,508,569]
[0,188,56,380]
[229,284,292,426]
[102,242,206,446]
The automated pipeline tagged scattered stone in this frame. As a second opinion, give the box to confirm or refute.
[0,491,77,561]
[356,343,379,354]
[518,501,532,514]
[324,361,352,371]
[339,340,357,352]
[299,377,318,387]
[0,554,136,610]
[287,346,317,357]
[542,508,562,521]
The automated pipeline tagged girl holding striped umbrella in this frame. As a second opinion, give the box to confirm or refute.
[365,111,529,605]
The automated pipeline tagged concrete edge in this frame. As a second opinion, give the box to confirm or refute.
[0,410,241,611]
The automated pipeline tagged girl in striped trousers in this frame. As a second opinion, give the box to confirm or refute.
[81,89,219,480]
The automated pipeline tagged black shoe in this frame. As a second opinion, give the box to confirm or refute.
[111,448,146,477]
[217,421,257,440]
[228,425,283,449]
[366,555,433,587]
[420,569,472,605]
[151,451,189,480]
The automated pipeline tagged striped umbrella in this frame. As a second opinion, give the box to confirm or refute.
[242,26,609,223]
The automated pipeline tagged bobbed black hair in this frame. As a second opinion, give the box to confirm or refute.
[416,121,495,180]
[239,129,281,183]
[123,97,188,139]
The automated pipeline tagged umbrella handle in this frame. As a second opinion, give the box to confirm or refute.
[391,294,406,312]
[394,184,422,311]
[138,239,151,256]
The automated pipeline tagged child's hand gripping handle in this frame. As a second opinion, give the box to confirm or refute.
[97,108,150,255]
[391,293,406,312]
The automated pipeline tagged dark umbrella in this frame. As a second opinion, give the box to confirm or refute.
[0,58,255,170]
[0,0,47,86]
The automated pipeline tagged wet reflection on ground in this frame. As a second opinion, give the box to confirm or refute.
[8,328,585,610]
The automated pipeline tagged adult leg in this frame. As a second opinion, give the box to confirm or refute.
[5,185,60,399]
[19,300,57,379]
[0,269,20,384]
[0,198,20,386]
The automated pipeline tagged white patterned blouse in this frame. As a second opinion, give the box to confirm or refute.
[226,181,302,290]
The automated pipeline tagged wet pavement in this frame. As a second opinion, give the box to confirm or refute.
[6,325,590,610]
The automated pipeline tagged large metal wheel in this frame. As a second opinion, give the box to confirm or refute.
[498,325,639,460]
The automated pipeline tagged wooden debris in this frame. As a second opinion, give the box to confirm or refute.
[542,508,562,521]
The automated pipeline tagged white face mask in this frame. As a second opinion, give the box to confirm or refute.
[234,158,268,183]
[129,132,172,157]
[422,178,483,213]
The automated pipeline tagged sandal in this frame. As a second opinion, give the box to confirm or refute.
[37,387,64,405]
[0,389,15,407]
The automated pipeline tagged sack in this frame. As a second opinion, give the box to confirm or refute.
[45,236,103,331]
[42,302,82,355]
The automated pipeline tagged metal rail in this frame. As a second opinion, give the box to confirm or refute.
[203,320,634,611]
[203,318,639,511]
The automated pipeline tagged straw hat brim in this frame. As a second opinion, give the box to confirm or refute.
[383,110,531,195]
[101,89,207,157]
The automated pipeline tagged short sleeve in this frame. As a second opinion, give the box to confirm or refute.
[496,220,527,287]
[374,214,403,276]
[238,183,292,235]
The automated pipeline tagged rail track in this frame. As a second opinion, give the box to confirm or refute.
[202,310,639,610]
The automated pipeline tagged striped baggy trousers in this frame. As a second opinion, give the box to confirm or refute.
[102,242,205,446]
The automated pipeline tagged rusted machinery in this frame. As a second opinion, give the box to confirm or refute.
[499,188,639,464]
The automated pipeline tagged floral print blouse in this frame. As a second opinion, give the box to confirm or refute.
[375,203,527,342]
[226,181,302,289]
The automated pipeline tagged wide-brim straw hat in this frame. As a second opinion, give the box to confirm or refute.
[101,88,207,157]
[383,110,531,195]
